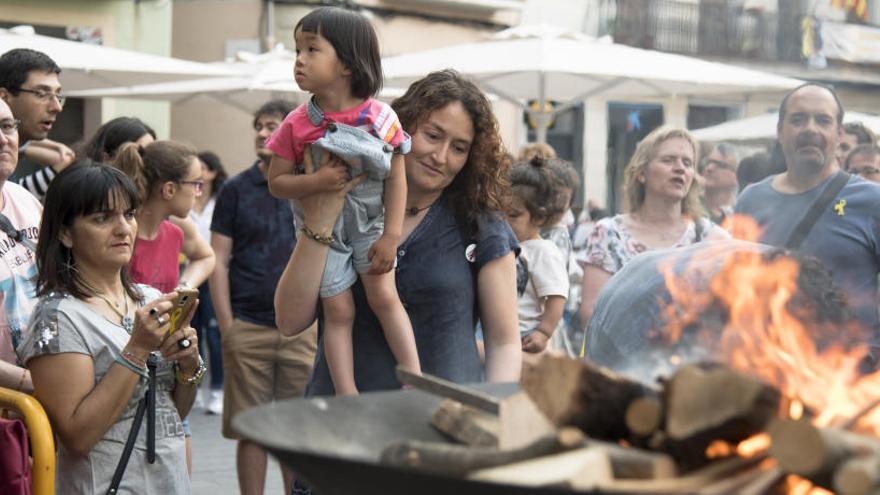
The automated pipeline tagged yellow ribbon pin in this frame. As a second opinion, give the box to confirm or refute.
[834,199,847,217]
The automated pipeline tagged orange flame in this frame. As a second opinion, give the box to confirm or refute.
[661,214,880,436]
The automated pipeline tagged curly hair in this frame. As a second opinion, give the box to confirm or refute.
[623,126,703,219]
[391,70,511,227]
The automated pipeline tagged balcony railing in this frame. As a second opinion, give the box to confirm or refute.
[595,0,804,63]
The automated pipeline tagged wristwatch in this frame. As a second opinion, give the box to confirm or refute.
[175,357,207,386]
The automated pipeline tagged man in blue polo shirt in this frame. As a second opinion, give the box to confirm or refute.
[210,100,317,495]
[736,83,880,369]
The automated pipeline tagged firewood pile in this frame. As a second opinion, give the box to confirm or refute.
[381,357,880,495]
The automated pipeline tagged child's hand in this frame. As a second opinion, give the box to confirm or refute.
[311,153,350,192]
[521,330,549,353]
[367,234,399,274]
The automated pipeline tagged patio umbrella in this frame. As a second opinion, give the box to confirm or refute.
[0,25,238,90]
[692,111,880,143]
[382,24,803,142]
[67,45,403,113]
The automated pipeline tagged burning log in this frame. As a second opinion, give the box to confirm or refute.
[602,454,766,493]
[521,355,658,441]
[431,399,499,447]
[379,427,586,476]
[833,455,880,495]
[769,418,880,489]
[658,363,781,468]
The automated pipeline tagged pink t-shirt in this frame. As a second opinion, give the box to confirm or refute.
[129,220,183,294]
[267,98,407,165]
[0,182,42,364]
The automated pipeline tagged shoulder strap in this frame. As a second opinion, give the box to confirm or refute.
[106,356,157,495]
[784,171,851,250]
[694,218,704,243]
[0,212,36,252]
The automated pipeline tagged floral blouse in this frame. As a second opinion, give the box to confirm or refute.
[576,214,727,275]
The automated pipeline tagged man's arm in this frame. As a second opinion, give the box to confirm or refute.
[209,233,234,333]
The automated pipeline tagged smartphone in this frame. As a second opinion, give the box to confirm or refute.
[168,287,199,335]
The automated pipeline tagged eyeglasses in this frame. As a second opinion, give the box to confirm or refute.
[853,167,880,178]
[179,180,205,195]
[16,88,66,106]
[0,119,20,137]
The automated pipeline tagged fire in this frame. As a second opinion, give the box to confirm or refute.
[660,214,880,436]
[736,433,770,457]
[704,433,770,459]
[785,476,833,495]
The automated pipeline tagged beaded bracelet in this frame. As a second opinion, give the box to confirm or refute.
[121,350,147,369]
[116,352,148,378]
[300,224,335,245]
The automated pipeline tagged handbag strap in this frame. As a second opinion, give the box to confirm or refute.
[106,395,147,495]
[0,212,36,252]
[784,171,851,250]
[106,356,158,495]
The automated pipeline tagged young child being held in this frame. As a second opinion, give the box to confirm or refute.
[266,7,420,394]
[506,157,569,354]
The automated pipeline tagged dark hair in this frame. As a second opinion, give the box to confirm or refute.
[78,117,157,163]
[777,82,845,128]
[36,163,144,302]
[113,141,198,201]
[197,151,228,196]
[392,70,511,226]
[295,7,382,99]
[253,99,295,127]
[845,144,880,171]
[510,156,564,225]
[843,122,876,146]
[0,48,61,92]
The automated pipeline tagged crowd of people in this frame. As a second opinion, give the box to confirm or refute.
[2,5,880,495]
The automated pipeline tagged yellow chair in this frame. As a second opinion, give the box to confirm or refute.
[0,387,55,495]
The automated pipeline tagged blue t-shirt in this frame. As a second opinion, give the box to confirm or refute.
[210,162,296,327]
[306,196,519,394]
[736,172,880,342]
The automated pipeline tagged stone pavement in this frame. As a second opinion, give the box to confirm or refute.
[189,402,285,495]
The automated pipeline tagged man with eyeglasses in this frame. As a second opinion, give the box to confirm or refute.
[0,98,42,395]
[699,142,739,225]
[0,48,74,199]
[845,144,880,183]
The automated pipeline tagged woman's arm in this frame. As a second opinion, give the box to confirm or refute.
[28,295,176,456]
[176,216,216,288]
[274,151,366,335]
[29,353,141,456]
[579,265,612,332]
[477,252,522,382]
[0,360,32,393]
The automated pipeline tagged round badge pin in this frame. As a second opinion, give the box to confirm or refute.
[465,243,477,263]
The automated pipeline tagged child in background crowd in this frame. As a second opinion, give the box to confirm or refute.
[541,158,582,355]
[507,157,569,354]
[266,7,419,395]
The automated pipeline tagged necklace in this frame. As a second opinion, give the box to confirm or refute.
[406,199,438,216]
[93,291,134,334]
[81,277,134,334]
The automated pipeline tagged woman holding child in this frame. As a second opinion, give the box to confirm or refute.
[275,69,522,392]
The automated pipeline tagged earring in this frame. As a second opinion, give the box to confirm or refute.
[63,248,77,274]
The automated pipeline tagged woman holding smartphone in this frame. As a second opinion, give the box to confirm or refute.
[111,140,215,473]
[19,164,202,494]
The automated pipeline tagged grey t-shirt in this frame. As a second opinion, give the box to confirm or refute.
[17,286,190,495]
[736,172,880,344]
